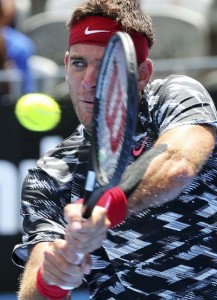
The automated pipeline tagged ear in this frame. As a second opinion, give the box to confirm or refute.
[64,51,69,80]
[64,51,69,66]
[138,59,153,91]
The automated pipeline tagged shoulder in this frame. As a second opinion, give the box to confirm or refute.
[145,74,215,110]
[146,74,210,96]
[142,75,217,135]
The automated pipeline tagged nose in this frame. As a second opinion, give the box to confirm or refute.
[82,65,97,91]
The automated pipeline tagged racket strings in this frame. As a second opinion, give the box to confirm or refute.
[97,42,128,183]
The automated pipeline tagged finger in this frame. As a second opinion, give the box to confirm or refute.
[65,224,107,252]
[65,231,107,254]
[42,242,84,288]
[49,239,80,264]
[64,203,83,223]
[82,206,110,232]
[65,220,107,241]
[65,206,109,237]
[42,262,83,289]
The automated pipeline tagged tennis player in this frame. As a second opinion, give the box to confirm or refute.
[13,0,217,299]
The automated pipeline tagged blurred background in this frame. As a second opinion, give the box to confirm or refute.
[1,0,217,299]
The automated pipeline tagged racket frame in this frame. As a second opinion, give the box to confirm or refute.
[83,31,138,218]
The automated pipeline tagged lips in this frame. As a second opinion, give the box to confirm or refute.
[78,99,94,113]
[83,99,93,104]
[78,94,93,103]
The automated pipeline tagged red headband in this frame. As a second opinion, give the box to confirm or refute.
[69,16,149,63]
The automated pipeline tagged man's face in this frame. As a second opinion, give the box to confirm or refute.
[65,44,105,131]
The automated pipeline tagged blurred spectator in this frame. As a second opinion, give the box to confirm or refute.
[0,30,6,67]
[0,29,10,98]
[0,0,36,94]
[0,0,14,25]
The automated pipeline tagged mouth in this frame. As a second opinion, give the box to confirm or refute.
[79,98,94,112]
[83,99,93,104]
[82,94,95,104]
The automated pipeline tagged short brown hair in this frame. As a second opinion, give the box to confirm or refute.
[67,0,154,48]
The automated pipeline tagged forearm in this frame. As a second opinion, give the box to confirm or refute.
[18,241,71,300]
[18,243,48,300]
[127,146,194,211]
[125,125,216,212]
[19,271,70,300]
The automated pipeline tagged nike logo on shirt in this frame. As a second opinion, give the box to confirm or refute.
[85,26,110,35]
[132,137,149,157]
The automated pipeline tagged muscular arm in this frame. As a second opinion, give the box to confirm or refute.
[127,124,216,212]
[18,242,53,300]
[18,240,87,300]
[18,204,109,299]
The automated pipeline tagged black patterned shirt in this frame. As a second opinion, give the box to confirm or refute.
[13,75,217,299]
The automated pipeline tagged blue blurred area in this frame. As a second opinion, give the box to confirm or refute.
[0,290,89,300]
[0,295,17,300]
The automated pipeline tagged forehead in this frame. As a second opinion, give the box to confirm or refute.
[69,43,105,60]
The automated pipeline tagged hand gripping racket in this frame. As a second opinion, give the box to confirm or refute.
[62,32,138,290]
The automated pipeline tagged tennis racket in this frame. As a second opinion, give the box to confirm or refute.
[62,31,168,291]
[82,31,138,218]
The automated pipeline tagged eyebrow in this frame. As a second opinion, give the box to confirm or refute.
[69,54,85,60]
[69,54,102,65]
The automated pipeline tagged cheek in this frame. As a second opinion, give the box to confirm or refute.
[67,71,82,91]
[66,73,79,110]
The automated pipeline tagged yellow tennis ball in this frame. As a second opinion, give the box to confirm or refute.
[15,93,61,132]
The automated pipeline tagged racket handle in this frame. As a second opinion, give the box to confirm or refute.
[82,170,97,216]
[82,187,106,219]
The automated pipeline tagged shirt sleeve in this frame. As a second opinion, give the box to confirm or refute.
[12,167,71,267]
[150,75,217,135]
[12,126,89,267]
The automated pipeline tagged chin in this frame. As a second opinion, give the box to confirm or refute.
[80,118,92,130]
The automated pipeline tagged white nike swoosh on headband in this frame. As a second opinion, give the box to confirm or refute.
[85,26,110,35]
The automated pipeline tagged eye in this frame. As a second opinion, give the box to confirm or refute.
[69,58,87,69]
